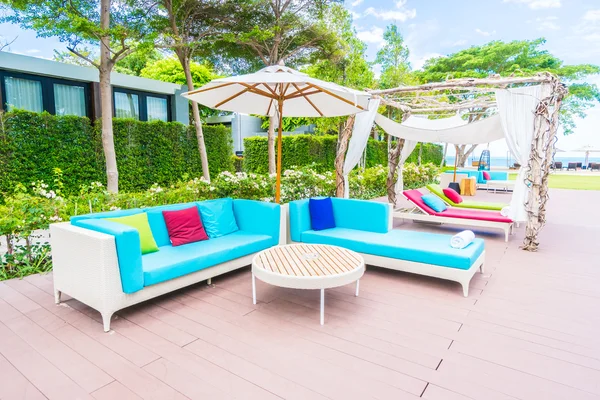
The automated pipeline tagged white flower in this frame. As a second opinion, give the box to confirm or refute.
[109,206,121,211]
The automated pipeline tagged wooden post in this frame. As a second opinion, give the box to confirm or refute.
[335,115,356,197]
[522,79,567,251]
[275,100,284,203]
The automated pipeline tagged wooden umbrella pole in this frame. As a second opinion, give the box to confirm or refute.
[453,152,458,182]
[275,99,284,203]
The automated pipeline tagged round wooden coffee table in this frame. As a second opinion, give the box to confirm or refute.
[252,244,365,325]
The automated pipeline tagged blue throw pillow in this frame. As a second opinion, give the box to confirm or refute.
[421,194,448,213]
[309,197,336,231]
[196,198,239,238]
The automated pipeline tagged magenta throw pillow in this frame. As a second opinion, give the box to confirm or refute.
[443,187,463,204]
[482,171,491,181]
[162,206,209,246]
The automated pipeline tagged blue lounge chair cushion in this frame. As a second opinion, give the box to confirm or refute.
[309,197,336,231]
[301,228,484,270]
[422,194,447,212]
[142,231,275,286]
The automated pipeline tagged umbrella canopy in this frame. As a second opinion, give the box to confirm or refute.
[182,63,371,202]
[571,145,600,166]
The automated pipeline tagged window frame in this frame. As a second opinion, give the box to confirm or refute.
[112,87,171,122]
[0,69,91,117]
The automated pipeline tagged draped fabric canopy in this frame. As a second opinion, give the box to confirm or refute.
[374,113,504,145]
[343,98,381,198]
[495,85,549,222]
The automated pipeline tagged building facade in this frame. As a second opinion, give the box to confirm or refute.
[0,52,189,124]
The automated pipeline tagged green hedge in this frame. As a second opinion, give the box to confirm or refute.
[406,143,444,165]
[243,134,389,173]
[0,110,233,195]
[242,134,443,173]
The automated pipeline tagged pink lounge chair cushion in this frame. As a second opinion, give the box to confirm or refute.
[482,171,491,181]
[443,188,463,204]
[403,189,512,223]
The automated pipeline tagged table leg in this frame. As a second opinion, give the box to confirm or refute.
[320,288,325,325]
[355,279,360,297]
[252,273,257,305]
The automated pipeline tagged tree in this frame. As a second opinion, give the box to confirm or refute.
[0,35,17,51]
[418,39,600,166]
[374,24,414,204]
[54,46,163,76]
[222,0,341,174]
[303,4,374,197]
[151,0,239,182]
[140,56,218,119]
[2,0,155,193]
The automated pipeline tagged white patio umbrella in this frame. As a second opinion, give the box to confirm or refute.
[571,145,600,166]
[181,63,370,202]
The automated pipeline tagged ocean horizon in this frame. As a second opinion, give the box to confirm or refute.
[445,156,600,168]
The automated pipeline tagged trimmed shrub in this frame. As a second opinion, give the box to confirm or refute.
[406,143,444,166]
[243,134,390,173]
[0,110,233,196]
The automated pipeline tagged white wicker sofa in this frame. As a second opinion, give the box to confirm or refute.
[51,198,281,332]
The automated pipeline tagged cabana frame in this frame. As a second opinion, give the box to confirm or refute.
[370,73,567,251]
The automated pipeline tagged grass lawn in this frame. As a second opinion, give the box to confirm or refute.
[508,173,600,190]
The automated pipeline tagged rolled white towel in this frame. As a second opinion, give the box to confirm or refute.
[500,206,510,217]
[450,230,475,249]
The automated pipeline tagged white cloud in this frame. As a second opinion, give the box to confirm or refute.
[583,10,600,21]
[503,0,561,9]
[534,16,560,31]
[25,49,40,54]
[410,52,443,71]
[451,39,467,47]
[475,28,496,36]
[350,0,363,7]
[356,27,385,45]
[349,10,361,20]
[363,1,416,22]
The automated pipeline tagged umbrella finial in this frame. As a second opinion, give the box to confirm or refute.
[277,59,285,66]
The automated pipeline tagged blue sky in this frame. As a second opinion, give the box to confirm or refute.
[1,0,599,158]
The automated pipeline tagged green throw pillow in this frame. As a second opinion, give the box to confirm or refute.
[107,213,159,254]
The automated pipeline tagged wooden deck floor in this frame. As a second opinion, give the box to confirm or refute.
[1,188,600,400]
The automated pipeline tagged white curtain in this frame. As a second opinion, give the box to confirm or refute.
[343,98,381,198]
[4,77,43,113]
[114,92,139,119]
[54,84,86,117]
[394,139,418,195]
[374,113,502,144]
[147,96,168,121]
[495,85,549,222]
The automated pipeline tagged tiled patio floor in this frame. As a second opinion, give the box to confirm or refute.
[1,188,599,400]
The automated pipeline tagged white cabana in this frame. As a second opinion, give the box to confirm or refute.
[346,85,546,223]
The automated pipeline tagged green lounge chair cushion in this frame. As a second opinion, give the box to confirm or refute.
[427,184,507,211]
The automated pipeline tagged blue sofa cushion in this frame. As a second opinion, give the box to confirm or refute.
[72,218,144,293]
[197,198,239,238]
[309,197,336,231]
[142,231,275,286]
[70,208,143,224]
[232,199,280,240]
[301,228,484,270]
[331,198,390,233]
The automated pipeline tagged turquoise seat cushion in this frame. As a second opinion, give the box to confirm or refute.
[197,198,239,238]
[301,228,484,270]
[70,208,143,224]
[142,231,275,286]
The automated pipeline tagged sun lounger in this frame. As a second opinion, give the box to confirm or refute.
[567,162,577,171]
[396,189,514,242]
[426,184,508,211]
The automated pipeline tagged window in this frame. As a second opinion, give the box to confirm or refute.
[147,96,168,121]
[4,76,43,112]
[54,83,86,117]
[0,71,90,117]
[114,92,140,119]
[113,88,171,122]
